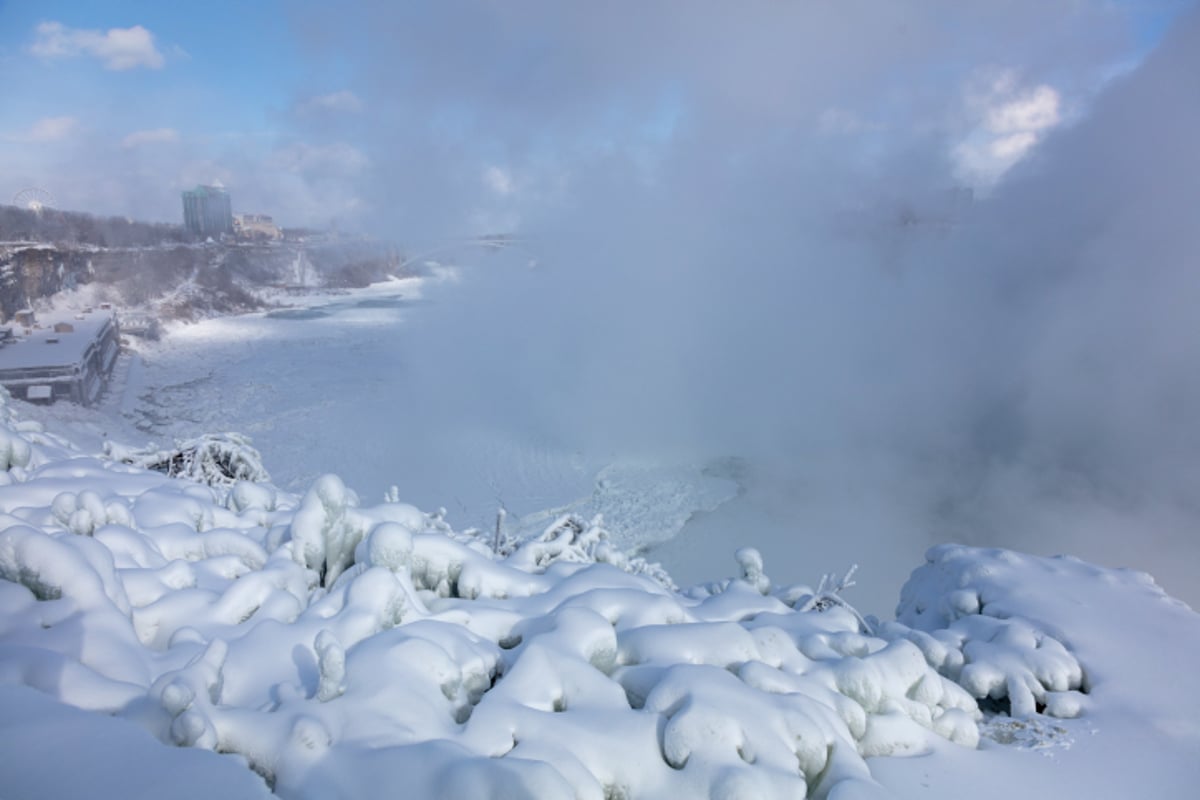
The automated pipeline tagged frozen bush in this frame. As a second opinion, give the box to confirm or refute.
[890,545,1089,719]
[228,481,278,513]
[290,474,369,587]
[735,547,770,594]
[0,426,32,472]
[505,514,675,589]
[315,630,346,702]
[108,433,269,489]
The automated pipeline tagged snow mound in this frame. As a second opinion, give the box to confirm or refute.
[884,545,1113,719]
[1,386,1196,798]
[879,555,1087,720]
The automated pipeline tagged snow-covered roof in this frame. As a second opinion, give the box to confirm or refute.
[0,309,116,372]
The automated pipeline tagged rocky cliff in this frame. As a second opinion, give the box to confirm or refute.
[0,205,406,321]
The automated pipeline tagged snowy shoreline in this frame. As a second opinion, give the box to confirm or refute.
[10,272,431,463]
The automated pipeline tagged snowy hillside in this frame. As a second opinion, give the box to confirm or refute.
[0,387,1197,799]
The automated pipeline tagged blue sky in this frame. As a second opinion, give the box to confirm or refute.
[0,1,306,138]
[0,1,1194,234]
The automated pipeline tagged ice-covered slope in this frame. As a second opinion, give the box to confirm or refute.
[0,387,1197,799]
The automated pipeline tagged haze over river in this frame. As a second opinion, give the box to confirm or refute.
[100,272,1198,617]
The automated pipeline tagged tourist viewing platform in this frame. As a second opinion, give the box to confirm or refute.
[0,307,120,405]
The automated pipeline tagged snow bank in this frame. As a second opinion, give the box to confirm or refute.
[0,385,1196,798]
[869,543,1200,799]
[0,683,272,799]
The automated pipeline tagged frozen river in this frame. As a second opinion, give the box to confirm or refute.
[111,277,749,586]
[20,269,1197,618]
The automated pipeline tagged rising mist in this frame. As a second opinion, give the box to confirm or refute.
[360,6,1200,612]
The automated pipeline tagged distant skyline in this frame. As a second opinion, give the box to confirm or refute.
[0,1,1194,237]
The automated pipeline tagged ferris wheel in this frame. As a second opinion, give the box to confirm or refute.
[13,187,53,213]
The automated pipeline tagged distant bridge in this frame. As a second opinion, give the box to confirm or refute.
[397,234,536,272]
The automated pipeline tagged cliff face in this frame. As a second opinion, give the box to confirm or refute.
[0,203,407,321]
[0,240,405,322]
[0,246,79,317]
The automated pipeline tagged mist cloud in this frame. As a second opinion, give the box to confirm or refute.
[339,4,1200,607]
[285,1,1140,238]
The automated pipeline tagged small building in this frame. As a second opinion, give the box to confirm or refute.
[234,213,283,241]
[0,309,120,405]
[182,183,234,238]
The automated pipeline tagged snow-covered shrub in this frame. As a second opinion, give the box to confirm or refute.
[228,480,278,513]
[735,546,771,594]
[289,474,371,588]
[883,544,1090,719]
[50,490,133,535]
[4,378,1188,800]
[314,630,346,702]
[685,555,874,634]
[0,426,32,474]
[0,387,33,479]
[504,514,676,590]
[108,433,269,489]
[787,566,874,634]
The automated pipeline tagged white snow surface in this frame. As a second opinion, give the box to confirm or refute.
[0,381,1198,798]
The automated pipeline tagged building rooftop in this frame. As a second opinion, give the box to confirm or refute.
[0,308,117,372]
[184,183,229,193]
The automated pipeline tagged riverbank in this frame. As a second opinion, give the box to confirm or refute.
[11,272,429,452]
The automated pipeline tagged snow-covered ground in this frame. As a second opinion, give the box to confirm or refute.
[0,370,1198,798]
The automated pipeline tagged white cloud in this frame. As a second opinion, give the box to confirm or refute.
[297,90,364,115]
[954,72,1063,188]
[121,128,180,148]
[30,21,165,71]
[986,84,1061,135]
[989,131,1039,161]
[22,116,78,142]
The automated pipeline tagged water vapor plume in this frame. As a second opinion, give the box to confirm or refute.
[307,3,1200,612]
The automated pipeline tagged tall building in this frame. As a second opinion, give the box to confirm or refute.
[182,183,233,238]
